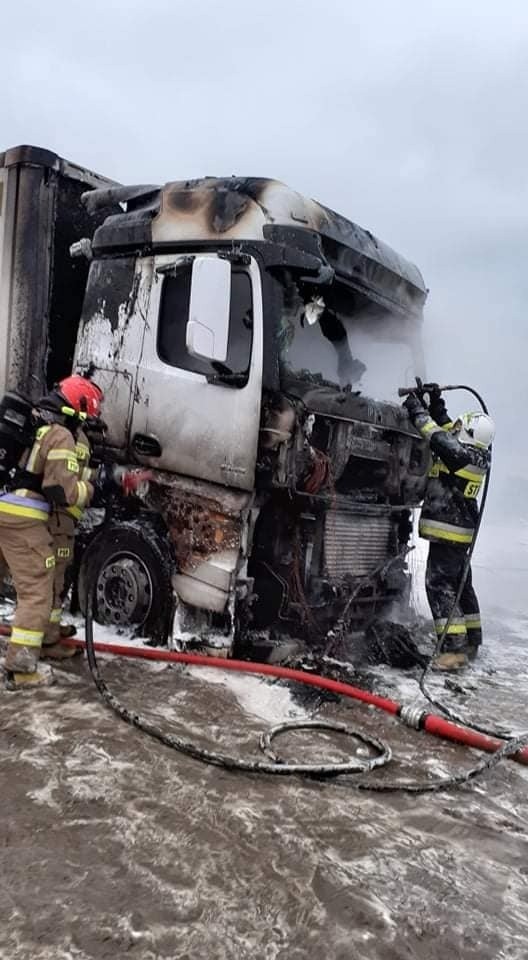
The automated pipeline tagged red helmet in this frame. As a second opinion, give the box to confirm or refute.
[58,376,103,417]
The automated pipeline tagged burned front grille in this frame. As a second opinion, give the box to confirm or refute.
[324,509,392,579]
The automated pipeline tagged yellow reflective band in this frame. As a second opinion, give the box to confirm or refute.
[420,419,442,437]
[75,481,89,509]
[67,505,84,520]
[81,466,95,483]
[419,521,474,544]
[0,502,49,521]
[36,426,52,440]
[435,620,467,634]
[26,441,42,472]
[441,421,455,431]
[454,465,486,482]
[47,449,77,460]
[61,406,87,421]
[49,608,62,624]
[45,556,55,569]
[465,616,482,630]
[11,628,43,647]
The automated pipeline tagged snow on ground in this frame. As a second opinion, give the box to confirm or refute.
[2,538,528,959]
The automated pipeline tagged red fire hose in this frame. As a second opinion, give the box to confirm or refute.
[2,622,526,769]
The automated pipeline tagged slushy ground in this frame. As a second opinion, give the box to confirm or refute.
[1,597,527,960]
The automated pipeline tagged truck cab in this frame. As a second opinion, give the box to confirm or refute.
[73,177,429,654]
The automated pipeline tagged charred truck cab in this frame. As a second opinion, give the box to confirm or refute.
[74,177,429,654]
[0,147,429,657]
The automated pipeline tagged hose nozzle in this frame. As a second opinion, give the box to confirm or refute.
[398,378,458,398]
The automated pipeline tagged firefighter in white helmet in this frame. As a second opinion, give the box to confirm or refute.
[404,387,494,671]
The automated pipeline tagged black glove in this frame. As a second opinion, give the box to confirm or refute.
[426,385,448,423]
[403,392,425,419]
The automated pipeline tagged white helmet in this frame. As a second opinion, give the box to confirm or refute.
[456,412,495,449]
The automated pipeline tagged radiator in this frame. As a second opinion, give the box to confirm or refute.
[324,510,392,579]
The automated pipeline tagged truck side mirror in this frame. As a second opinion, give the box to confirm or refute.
[186,257,231,362]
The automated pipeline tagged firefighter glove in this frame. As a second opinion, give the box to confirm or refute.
[119,469,153,497]
[403,392,425,419]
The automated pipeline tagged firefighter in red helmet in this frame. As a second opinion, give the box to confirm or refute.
[0,376,101,689]
[42,377,104,661]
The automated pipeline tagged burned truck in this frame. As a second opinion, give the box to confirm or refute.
[0,145,429,656]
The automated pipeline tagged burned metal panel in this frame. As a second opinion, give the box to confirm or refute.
[148,469,251,569]
[46,178,122,387]
[148,470,253,614]
[0,159,55,399]
[0,145,117,400]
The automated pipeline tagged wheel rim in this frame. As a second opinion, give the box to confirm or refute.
[95,551,153,627]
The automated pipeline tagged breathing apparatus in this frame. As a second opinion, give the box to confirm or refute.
[0,376,104,493]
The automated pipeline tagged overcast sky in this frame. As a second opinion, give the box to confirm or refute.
[2,0,527,522]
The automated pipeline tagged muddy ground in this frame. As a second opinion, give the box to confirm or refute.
[1,611,527,960]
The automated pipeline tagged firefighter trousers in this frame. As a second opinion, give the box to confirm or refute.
[0,516,56,672]
[46,511,75,645]
[425,540,481,654]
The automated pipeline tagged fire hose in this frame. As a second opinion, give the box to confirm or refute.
[79,616,528,791]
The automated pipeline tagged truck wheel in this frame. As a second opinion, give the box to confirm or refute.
[78,521,174,643]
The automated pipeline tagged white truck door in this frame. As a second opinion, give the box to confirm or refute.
[130,253,263,491]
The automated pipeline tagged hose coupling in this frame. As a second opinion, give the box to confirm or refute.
[399,704,427,730]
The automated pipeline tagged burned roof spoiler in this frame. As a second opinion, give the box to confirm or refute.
[81,184,160,215]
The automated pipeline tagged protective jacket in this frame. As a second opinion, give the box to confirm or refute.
[408,397,489,545]
[0,422,93,522]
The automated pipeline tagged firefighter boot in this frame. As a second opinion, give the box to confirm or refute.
[40,641,82,661]
[432,651,468,671]
[3,638,53,689]
[3,664,55,691]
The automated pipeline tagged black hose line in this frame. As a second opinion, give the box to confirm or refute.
[84,592,391,778]
[83,382,527,791]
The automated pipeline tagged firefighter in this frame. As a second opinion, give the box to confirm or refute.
[403,387,494,671]
[43,376,104,659]
[0,377,98,689]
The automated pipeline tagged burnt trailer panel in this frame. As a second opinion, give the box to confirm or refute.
[0,145,115,400]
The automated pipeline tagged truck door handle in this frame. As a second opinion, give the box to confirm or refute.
[132,433,163,458]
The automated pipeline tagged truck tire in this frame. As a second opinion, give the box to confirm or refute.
[77,520,174,643]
